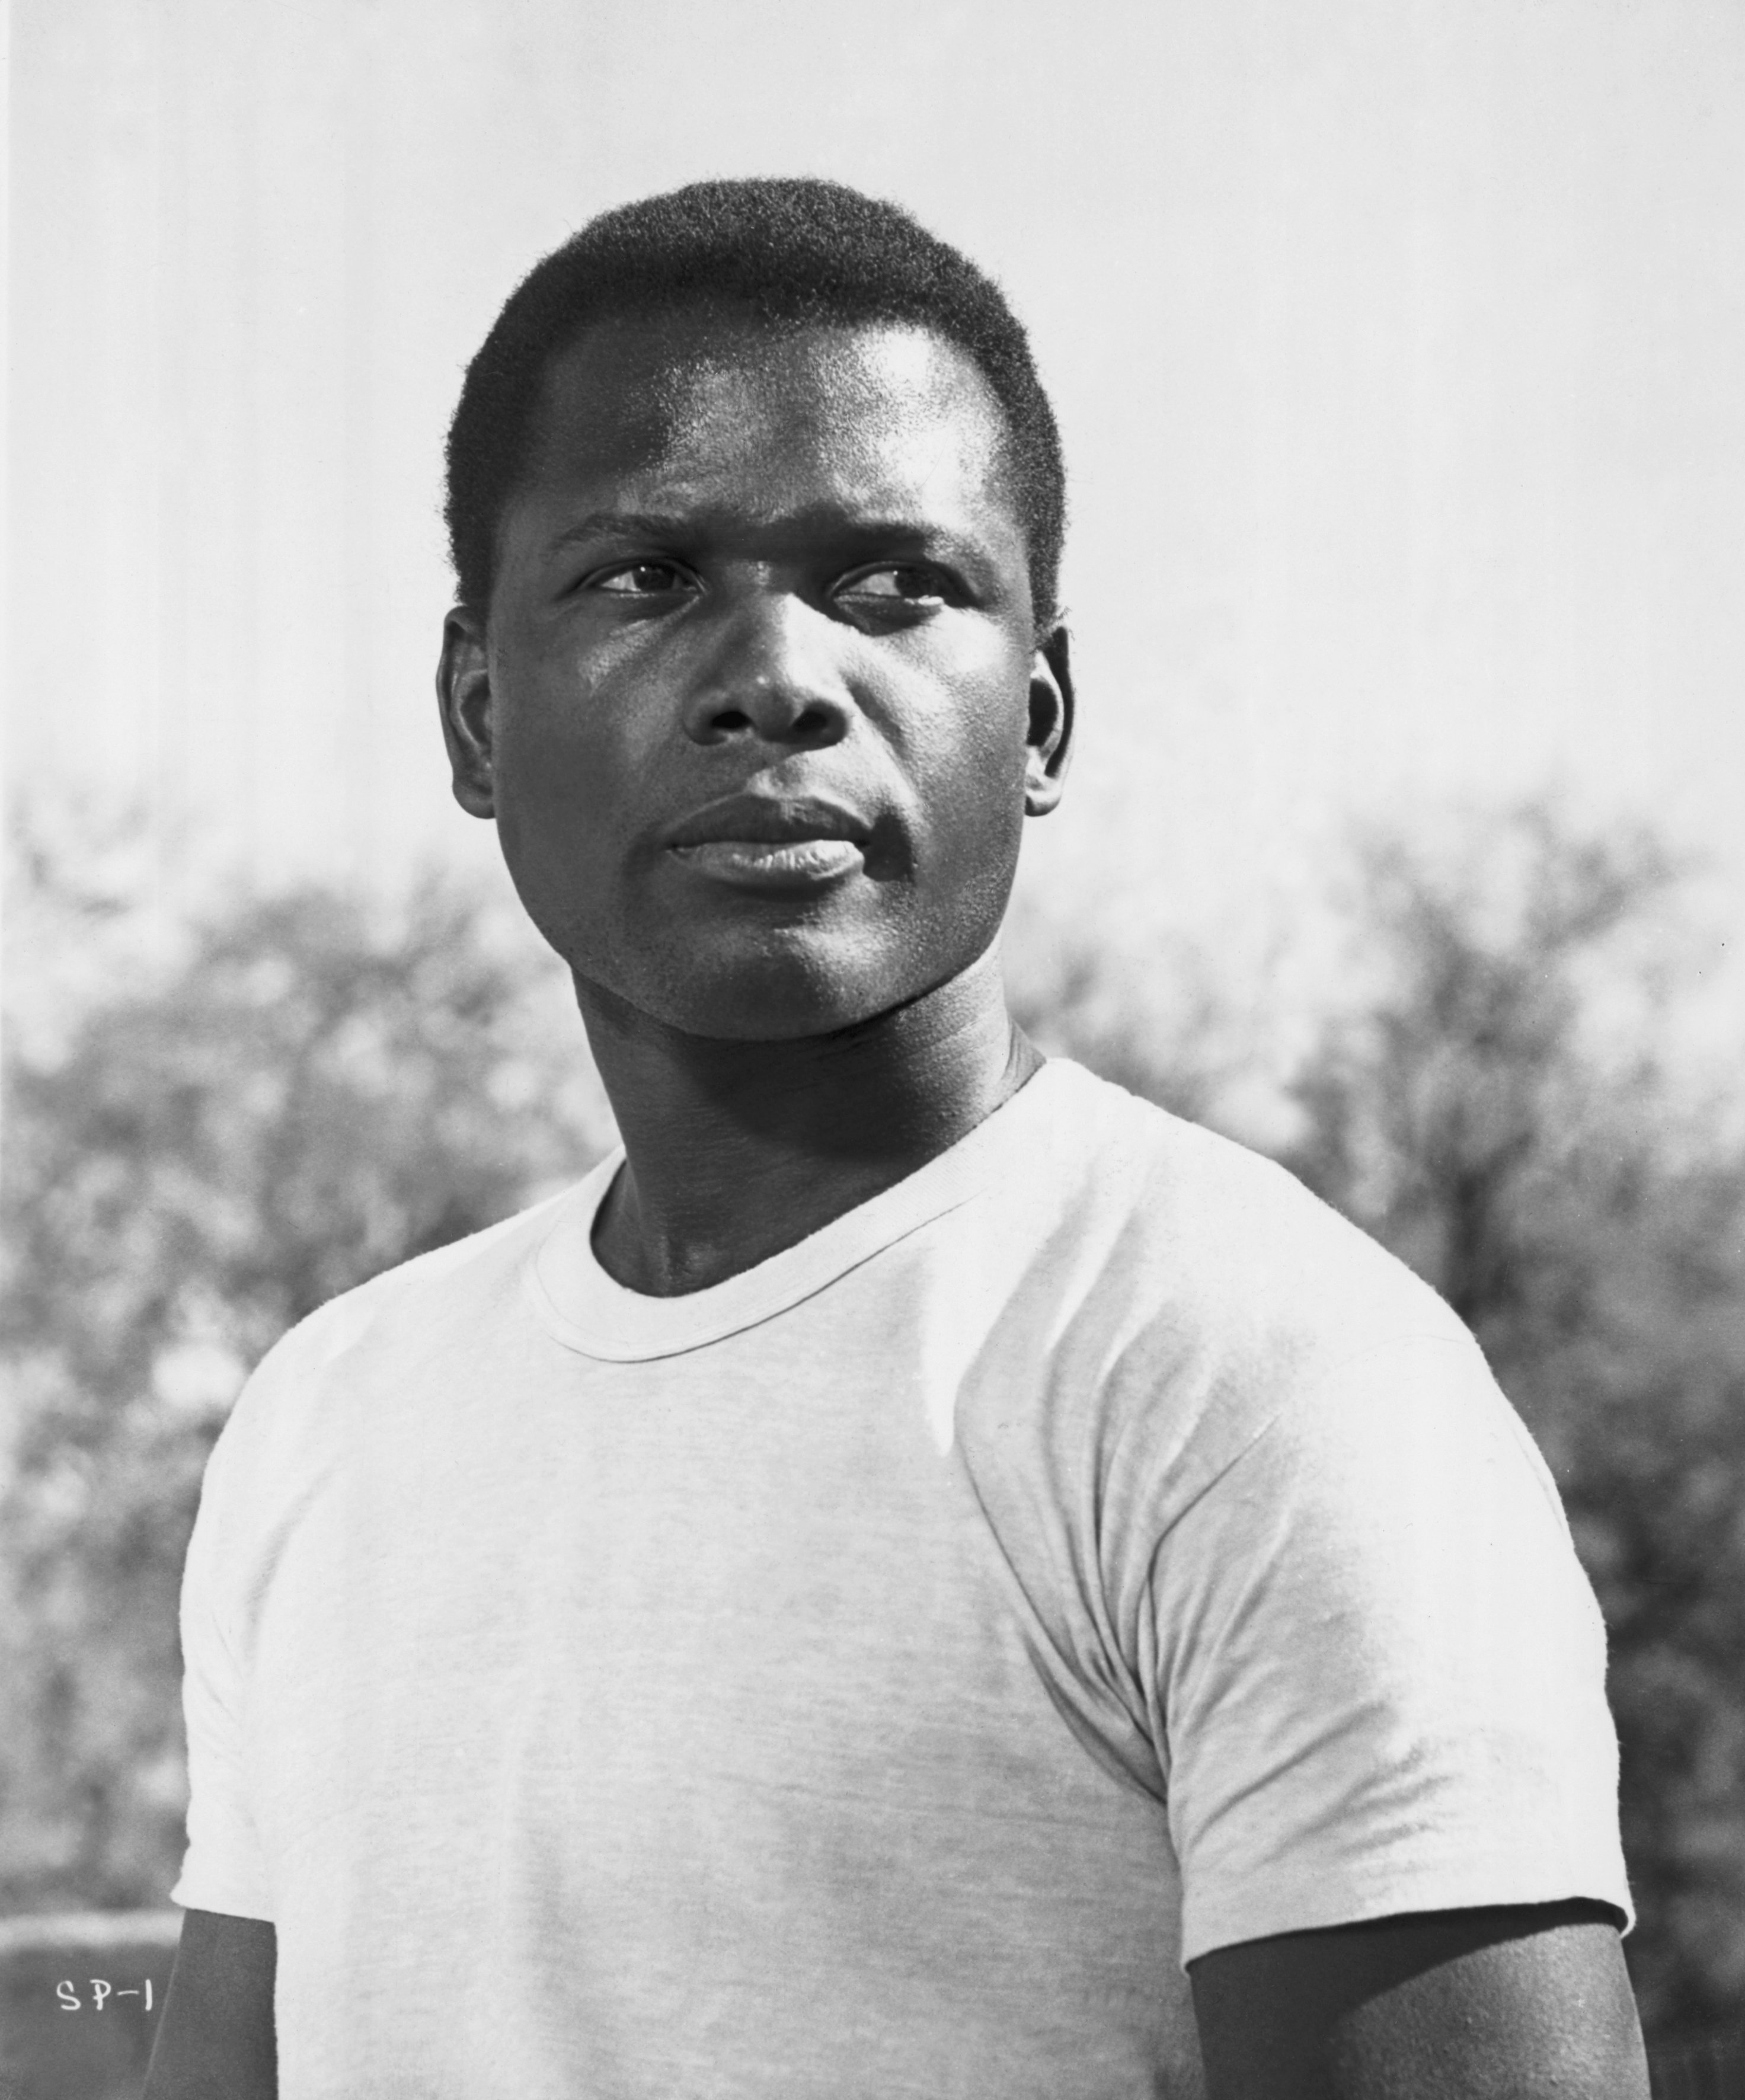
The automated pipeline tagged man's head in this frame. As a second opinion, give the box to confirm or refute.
[436,178,1074,1046]
[444,177,1066,635]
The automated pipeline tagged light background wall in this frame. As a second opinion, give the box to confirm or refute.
[7,0,1743,1028]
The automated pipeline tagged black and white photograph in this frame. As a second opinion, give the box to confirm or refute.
[4,4,1744,2095]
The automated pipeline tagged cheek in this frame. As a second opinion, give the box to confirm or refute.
[902,647,1033,845]
[490,691,625,914]
[493,643,632,822]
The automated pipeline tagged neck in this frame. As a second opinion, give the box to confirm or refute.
[576,942,1043,1296]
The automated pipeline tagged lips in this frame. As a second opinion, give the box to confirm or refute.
[663,794,874,893]
[663,793,872,851]
[672,838,865,887]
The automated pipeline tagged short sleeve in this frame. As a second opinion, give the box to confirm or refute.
[1150,1332,1634,1968]
[168,1421,276,1920]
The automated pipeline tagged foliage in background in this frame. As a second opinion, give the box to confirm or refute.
[1017,803,1745,2041]
[4,797,1744,2047]
[1274,808,1745,2040]
[0,810,614,1912]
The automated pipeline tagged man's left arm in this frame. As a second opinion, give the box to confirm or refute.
[1190,1897,1650,2100]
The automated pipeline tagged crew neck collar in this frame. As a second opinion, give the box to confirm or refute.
[525,1057,1069,1362]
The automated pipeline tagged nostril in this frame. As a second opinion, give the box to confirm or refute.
[693,698,845,744]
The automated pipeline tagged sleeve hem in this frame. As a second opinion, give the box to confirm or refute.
[168,1875,276,1924]
[1181,1856,1636,1971]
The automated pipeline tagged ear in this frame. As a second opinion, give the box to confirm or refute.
[436,606,496,819]
[1024,622,1075,817]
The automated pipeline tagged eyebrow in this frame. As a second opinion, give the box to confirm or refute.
[544,512,694,552]
[541,509,993,572]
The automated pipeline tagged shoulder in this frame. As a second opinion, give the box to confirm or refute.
[1029,1072,1582,1593]
[954,1062,1485,1551]
[203,1178,589,1482]
[282,1184,571,1369]
[1036,1059,1468,1392]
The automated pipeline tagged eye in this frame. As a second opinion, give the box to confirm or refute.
[838,564,951,606]
[590,560,692,596]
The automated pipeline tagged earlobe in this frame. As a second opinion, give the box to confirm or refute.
[436,608,497,820]
[1024,622,1075,817]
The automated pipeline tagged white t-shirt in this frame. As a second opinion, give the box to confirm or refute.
[171,1057,1632,2099]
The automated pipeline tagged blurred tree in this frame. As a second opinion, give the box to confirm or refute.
[1001,886,1307,1155]
[1010,802,1745,2044]
[1274,803,1745,2045]
[0,814,615,1910]
[5,794,1744,2060]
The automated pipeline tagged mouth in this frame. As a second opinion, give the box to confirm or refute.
[662,792,875,892]
[667,837,866,890]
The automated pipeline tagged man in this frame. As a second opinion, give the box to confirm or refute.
[145,177,1648,2098]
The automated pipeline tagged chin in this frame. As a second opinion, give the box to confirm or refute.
[659,965,900,1043]
[613,926,945,1043]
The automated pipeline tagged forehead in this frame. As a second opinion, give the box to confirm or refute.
[513,309,1019,542]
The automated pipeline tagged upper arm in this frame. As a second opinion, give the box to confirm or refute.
[1188,1900,1648,2100]
[143,1907,278,2100]
[1156,1339,1633,1967]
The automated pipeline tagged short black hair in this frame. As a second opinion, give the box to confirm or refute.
[443,177,1066,629]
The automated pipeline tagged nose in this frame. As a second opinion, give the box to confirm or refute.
[680,586,854,749]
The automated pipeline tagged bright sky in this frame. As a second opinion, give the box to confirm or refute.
[7,0,1744,1023]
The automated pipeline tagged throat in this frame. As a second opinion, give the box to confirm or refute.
[589,1142,934,1298]
[587,1023,1044,1300]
